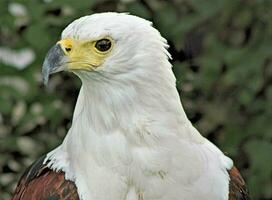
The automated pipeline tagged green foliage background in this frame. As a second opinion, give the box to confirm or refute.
[0,0,271,199]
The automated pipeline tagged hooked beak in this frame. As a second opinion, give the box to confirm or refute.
[42,44,67,85]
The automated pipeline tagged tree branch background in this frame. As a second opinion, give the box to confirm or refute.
[0,0,271,199]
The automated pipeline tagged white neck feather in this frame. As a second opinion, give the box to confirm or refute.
[69,56,201,143]
[45,38,231,200]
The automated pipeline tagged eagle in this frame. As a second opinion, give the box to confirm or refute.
[11,12,250,200]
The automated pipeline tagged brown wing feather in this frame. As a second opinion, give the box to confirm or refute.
[228,166,250,200]
[12,157,250,200]
[11,156,79,200]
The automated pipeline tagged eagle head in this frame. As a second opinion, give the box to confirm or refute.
[42,12,171,85]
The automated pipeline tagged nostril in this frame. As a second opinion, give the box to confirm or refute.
[65,47,72,52]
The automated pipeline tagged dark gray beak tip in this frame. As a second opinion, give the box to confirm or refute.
[41,44,65,86]
[42,68,49,86]
[42,58,50,86]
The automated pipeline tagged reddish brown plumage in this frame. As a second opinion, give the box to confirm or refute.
[228,166,250,200]
[11,156,249,200]
[11,156,79,200]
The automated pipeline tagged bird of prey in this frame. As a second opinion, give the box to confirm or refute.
[11,12,250,200]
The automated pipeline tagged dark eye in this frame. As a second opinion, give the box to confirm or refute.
[95,39,112,52]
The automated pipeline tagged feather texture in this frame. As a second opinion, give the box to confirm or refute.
[12,12,251,200]
[12,156,249,200]
[11,156,78,200]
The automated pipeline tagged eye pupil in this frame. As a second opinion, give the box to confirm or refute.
[95,39,111,52]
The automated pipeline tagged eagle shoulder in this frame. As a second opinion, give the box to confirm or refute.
[11,156,250,200]
[228,166,250,200]
[11,155,79,200]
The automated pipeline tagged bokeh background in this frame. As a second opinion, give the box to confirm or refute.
[0,0,271,199]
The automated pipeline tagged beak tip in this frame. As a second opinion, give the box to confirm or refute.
[43,76,49,86]
[41,44,65,86]
[42,65,50,86]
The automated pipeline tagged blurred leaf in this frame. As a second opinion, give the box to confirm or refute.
[0,1,271,200]
[245,140,272,198]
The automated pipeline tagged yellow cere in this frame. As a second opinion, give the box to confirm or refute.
[57,37,114,71]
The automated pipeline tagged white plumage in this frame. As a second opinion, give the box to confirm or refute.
[44,12,233,200]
